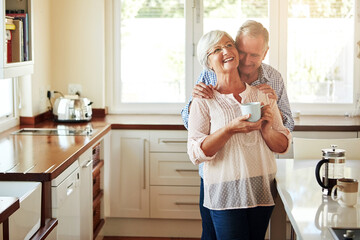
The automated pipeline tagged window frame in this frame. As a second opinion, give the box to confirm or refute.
[106,0,196,114]
[0,78,19,133]
[277,0,360,115]
[105,0,360,116]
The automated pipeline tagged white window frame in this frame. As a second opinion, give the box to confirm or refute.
[0,78,19,133]
[105,0,196,114]
[276,0,360,116]
[106,0,360,116]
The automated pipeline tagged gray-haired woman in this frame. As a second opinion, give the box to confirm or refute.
[187,30,291,240]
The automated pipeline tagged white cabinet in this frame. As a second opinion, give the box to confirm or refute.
[149,152,199,186]
[150,186,200,219]
[1,0,34,78]
[109,130,200,220]
[109,130,150,218]
[79,148,93,240]
[149,130,200,220]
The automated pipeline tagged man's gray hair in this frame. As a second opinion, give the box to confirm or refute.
[197,30,234,71]
[236,20,269,51]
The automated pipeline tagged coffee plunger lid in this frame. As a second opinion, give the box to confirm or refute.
[322,145,346,158]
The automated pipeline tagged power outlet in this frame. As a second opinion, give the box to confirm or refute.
[68,84,82,96]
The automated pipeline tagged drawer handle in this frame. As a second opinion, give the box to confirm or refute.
[175,202,198,206]
[83,159,93,168]
[160,139,187,144]
[176,169,198,172]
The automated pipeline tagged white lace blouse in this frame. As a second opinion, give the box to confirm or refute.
[187,83,292,210]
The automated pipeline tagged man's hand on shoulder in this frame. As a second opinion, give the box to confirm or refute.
[256,84,278,101]
[192,82,215,99]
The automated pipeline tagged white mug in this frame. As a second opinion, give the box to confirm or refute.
[331,178,358,207]
[240,102,263,122]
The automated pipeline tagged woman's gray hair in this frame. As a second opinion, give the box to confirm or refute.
[236,20,269,51]
[197,30,234,71]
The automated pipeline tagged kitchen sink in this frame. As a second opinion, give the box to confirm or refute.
[12,127,95,136]
[0,181,41,240]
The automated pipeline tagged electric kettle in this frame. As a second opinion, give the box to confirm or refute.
[315,145,345,195]
[53,96,93,122]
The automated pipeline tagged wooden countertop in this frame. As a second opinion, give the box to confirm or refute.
[0,114,359,182]
[0,120,111,181]
[0,197,19,224]
[292,115,360,131]
[103,114,360,131]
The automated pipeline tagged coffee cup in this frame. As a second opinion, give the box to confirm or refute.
[331,178,359,207]
[240,102,263,122]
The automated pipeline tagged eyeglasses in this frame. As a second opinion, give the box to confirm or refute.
[207,42,235,57]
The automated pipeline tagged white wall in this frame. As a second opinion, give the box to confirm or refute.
[21,0,105,117]
[49,0,105,108]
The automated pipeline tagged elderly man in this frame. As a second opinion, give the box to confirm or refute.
[181,20,294,240]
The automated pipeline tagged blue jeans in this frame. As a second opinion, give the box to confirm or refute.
[200,178,217,240]
[200,178,274,240]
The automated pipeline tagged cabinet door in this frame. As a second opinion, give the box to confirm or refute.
[109,130,150,218]
[79,148,93,240]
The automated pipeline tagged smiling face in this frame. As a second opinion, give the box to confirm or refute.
[236,33,268,76]
[207,36,239,75]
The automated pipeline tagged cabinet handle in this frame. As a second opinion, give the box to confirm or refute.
[142,138,146,190]
[175,202,198,206]
[160,139,187,144]
[83,159,93,168]
[176,169,198,172]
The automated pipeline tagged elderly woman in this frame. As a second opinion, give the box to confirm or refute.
[187,30,291,240]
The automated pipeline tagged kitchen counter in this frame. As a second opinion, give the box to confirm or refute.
[104,114,360,131]
[0,119,111,181]
[0,197,19,240]
[274,158,360,240]
[1,114,359,181]
[0,114,359,239]
[0,197,19,224]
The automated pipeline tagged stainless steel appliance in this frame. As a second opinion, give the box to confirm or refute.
[52,97,92,122]
[315,145,346,195]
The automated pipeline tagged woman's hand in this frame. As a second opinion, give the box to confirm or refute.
[260,104,273,133]
[226,114,263,134]
[192,83,214,99]
[201,114,262,157]
[259,103,288,153]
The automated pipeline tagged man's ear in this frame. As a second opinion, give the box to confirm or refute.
[262,47,269,60]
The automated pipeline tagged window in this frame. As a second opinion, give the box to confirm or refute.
[109,0,189,113]
[284,0,359,115]
[203,0,269,63]
[0,78,18,133]
[107,0,359,115]
[119,0,185,104]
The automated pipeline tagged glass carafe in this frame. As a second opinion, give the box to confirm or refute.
[315,145,345,195]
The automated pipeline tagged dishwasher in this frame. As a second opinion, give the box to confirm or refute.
[51,160,81,240]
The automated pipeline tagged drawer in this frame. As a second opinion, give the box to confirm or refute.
[150,130,188,152]
[150,153,200,186]
[150,186,201,220]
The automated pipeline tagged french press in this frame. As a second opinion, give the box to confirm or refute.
[315,145,345,195]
